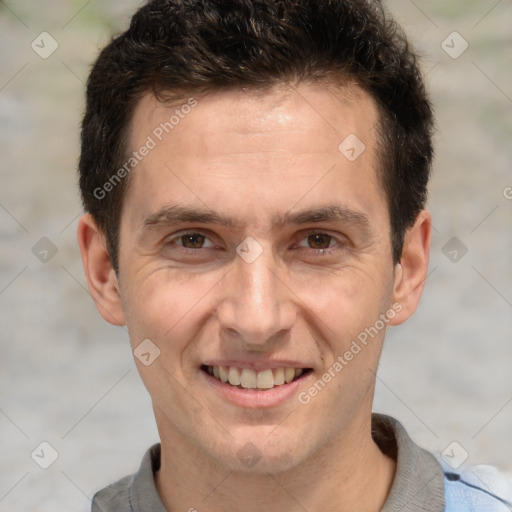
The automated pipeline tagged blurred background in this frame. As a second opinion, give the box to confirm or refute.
[0,1,511,510]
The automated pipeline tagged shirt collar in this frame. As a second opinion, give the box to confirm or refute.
[126,413,445,511]
[372,413,445,512]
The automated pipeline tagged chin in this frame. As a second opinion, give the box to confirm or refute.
[212,430,308,475]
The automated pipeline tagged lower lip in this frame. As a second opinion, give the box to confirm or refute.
[199,369,313,409]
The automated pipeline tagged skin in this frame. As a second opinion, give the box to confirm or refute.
[78,81,431,512]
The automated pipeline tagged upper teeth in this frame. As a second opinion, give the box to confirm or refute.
[206,366,304,389]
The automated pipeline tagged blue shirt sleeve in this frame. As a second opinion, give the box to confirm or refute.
[442,464,512,512]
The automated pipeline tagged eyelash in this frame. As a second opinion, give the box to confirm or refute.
[165,230,344,257]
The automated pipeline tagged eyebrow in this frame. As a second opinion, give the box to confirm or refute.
[142,203,371,233]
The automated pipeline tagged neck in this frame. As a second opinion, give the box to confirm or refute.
[155,412,396,512]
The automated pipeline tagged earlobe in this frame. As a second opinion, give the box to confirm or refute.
[77,213,126,326]
[388,210,432,326]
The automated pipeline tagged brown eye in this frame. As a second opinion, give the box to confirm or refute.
[296,231,345,257]
[179,233,206,249]
[167,231,215,250]
[306,233,333,250]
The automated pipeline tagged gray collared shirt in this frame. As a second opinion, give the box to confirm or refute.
[91,413,446,512]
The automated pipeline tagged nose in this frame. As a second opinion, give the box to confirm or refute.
[216,243,296,347]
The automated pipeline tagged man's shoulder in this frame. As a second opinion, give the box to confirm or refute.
[373,414,512,512]
[440,462,512,512]
[91,474,134,512]
[90,444,166,512]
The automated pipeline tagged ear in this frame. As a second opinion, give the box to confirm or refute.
[388,210,431,326]
[77,213,126,326]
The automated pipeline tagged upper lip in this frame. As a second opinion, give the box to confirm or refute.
[201,361,312,370]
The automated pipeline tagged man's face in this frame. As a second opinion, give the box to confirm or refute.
[116,83,400,473]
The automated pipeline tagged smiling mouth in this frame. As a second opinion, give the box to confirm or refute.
[200,365,313,390]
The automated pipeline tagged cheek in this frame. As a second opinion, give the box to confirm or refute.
[299,265,391,342]
[121,269,220,354]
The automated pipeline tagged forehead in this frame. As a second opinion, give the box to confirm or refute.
[123,82,384,232]
[132,82,378,153]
